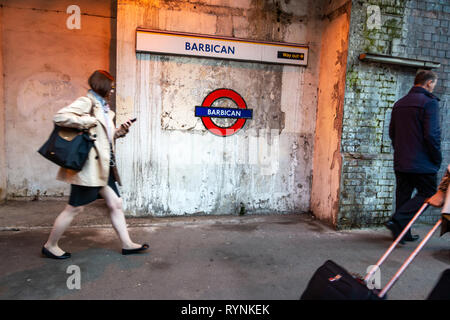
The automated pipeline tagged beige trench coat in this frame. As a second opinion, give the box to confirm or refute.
[53,91,127,187]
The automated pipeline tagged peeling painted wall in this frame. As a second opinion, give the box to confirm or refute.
[116,0,324,216]
[0,3,6,202]
[311,0,351,227]
[1,0,114,198]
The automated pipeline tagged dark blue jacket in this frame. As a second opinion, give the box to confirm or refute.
[389,86,442,173]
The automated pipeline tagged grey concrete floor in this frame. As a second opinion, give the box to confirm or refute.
[0,200,449,300]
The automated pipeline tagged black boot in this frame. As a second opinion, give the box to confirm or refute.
[403,231,420,242]
[384,220,405,244]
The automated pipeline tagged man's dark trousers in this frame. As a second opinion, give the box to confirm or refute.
[392,171,437,233]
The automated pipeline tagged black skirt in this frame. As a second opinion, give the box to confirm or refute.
[68,168,120,207]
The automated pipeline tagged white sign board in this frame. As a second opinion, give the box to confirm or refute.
[136,29,308,66]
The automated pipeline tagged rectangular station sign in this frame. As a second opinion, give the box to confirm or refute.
[136,28,308,66]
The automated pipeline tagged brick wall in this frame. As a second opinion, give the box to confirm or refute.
[337,0,450,229]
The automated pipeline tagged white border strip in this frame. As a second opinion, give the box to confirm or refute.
[136,29,308,66]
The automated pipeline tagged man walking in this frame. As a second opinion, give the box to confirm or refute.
[385,69,442,244]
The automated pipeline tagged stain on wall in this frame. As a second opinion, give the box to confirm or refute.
[311,0,351,227]
[0,3,6,203]
[158,56,285,133]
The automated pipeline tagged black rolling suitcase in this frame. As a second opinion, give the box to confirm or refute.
[301,203,448,300]
[300,260,382,300]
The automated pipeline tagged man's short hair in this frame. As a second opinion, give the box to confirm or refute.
[88,70,114,98]
[414,69,437,85]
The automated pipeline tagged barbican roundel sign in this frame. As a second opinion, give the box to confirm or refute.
[195,89,253,137]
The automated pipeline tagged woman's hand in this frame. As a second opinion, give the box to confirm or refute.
[121,119,133,131]
[86,116,98,129]
[427,190,445,208]
[114,119,134,139]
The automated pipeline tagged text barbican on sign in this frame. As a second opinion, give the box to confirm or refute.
[185,41,236,55]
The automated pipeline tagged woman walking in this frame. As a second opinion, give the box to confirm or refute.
[42,70,149,259]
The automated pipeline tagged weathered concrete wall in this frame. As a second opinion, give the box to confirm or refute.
[2,0,114,198]
[337,0,450,229]
[116,0,324,216]
[311,0,351,227]
[0,3,6,203]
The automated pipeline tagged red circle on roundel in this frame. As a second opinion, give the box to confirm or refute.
[201,89,248,137]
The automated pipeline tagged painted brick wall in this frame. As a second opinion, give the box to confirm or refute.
[1,0,114,198]
[338,0,449,229]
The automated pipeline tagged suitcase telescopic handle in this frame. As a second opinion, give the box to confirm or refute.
[378,218,442,298]
[364,202,430,283]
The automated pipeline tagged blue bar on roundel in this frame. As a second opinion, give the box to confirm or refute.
[195,106,253,119]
